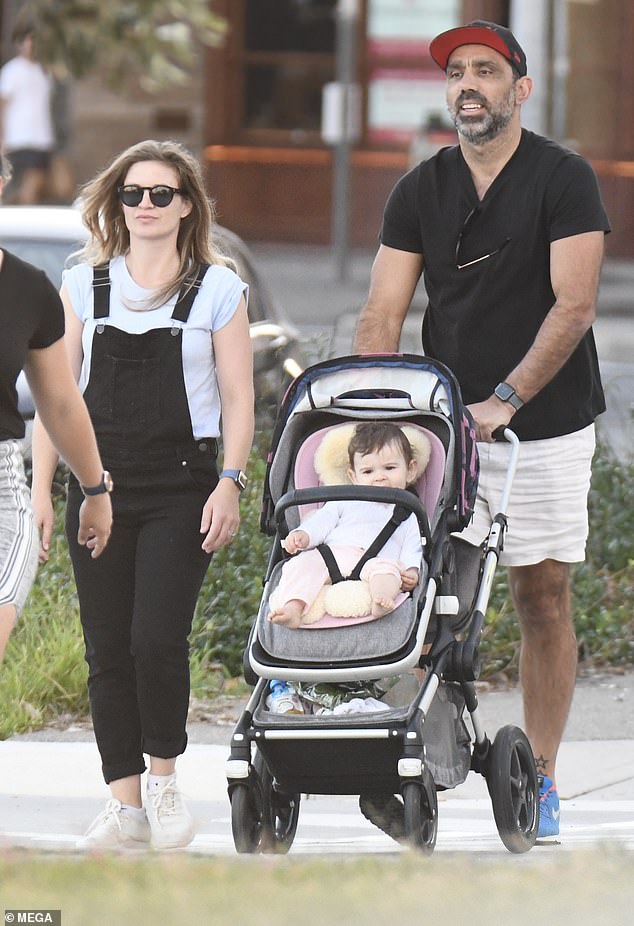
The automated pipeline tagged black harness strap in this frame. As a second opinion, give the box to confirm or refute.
[316,504,411,585]
[316,543,346,584]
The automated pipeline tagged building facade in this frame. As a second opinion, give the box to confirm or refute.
[1,1,632,255]
[203,0,634,255]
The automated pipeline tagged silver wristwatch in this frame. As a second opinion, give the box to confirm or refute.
[494,382,524,411]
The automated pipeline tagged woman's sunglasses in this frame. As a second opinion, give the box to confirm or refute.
[117,184,185,208]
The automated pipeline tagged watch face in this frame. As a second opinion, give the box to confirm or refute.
[496,383,514,401]
[236,471,248,491]
[103,471,114,493]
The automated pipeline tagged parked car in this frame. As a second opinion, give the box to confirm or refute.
[0,205,304,441]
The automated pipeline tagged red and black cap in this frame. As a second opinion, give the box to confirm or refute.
[429,20,527,77]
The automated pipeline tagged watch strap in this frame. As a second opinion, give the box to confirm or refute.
[219,469,248,491]
[495,382,524,411]
[80,471,113,496]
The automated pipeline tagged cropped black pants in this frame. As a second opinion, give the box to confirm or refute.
[65,448,216,783]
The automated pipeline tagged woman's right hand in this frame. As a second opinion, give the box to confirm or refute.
[31,488,56,564]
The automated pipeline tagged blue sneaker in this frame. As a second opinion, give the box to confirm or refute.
[537,775,560,838]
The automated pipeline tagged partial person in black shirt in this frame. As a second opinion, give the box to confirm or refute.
[355,21,609,841]
[0,151,111,663]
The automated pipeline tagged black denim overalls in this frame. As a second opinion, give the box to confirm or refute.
[66,262,218,783]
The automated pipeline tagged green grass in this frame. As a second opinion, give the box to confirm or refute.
[1,851,634,926]
[0,442,632,738]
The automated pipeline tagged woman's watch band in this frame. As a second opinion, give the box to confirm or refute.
[219,469,248,491]
[80,470,114,496]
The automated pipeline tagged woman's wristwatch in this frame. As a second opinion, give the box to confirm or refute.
[80,470,114,496]
[218,469,249,492]
[219,469,248,491]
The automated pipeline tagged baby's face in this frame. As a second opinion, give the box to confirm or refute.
[349,442,417,489]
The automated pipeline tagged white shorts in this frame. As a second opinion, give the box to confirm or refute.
[457,425,596,567]
[0,440,38,616]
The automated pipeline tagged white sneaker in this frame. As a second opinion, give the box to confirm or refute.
[76,799,151,851]
[146,777,195,849]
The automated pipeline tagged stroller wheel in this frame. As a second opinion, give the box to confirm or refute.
[254,750,300,854]
[486,725,539,853]
[230,781,263,854]
[402,777,438,855]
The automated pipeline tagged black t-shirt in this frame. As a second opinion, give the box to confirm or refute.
[381,129,610,440]
[0,249,65,440]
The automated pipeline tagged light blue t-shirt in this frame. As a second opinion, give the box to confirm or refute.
[63,256,248,439]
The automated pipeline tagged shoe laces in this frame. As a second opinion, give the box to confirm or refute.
[85,798,124,835]
[538,776,557,804]
[150,778,182,819]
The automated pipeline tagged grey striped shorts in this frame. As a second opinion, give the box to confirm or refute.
[0,440,38,616]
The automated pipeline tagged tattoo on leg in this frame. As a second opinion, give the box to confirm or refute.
[534,754,550,775]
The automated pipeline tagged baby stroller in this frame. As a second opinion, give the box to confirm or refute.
[226,354,538,855]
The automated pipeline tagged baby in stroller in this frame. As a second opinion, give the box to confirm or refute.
[268,422,425,627]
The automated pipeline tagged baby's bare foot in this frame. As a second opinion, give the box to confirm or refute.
[268,604,303,628]
[371,596,396,618]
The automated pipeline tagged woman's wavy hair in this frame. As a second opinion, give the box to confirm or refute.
[77,139,235,307]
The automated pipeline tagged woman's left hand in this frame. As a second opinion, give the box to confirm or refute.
[200,479,241,553]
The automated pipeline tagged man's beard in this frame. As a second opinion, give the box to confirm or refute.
[448,88,516,145]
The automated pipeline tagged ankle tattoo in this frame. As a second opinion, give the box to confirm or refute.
[534,754,550,776]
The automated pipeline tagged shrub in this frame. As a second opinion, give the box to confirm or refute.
[1,439,632,737]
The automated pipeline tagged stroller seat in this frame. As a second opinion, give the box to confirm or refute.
[252,420,442,674]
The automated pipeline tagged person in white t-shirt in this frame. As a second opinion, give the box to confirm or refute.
[0,22,54,204]
[31,139,254,852]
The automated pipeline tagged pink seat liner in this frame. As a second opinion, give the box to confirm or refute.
[286,422,446,628]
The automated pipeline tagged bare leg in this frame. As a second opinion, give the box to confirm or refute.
[368,573,401,618]
[110,774,143,809]
[269,599,305,628]
[150,757,177,776]
[509,560,577,786]
[0,604,17,663]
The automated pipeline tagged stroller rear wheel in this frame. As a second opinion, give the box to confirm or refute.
[402,777,438,854]
[254,750,301,853]
[486,725,538,853]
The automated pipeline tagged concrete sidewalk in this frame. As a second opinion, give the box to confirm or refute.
[7,671,634,803]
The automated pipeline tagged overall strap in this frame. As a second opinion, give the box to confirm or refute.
[92,262,111,319]
[315,505,411,585]
[171,263,209,323]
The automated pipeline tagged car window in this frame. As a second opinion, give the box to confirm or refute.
[1,237,82,290]
[213,228,269,324]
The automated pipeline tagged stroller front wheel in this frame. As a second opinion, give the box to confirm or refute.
[254,749,301,853]
[402,777,438,855]
[486,724,539,853]
[230,781,263,854]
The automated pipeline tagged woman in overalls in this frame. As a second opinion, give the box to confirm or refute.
[31,140,254,851]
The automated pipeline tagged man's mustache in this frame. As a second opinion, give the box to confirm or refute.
[456,91,489,108]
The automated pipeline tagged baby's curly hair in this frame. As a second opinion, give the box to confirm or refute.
[348,422,414,468]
